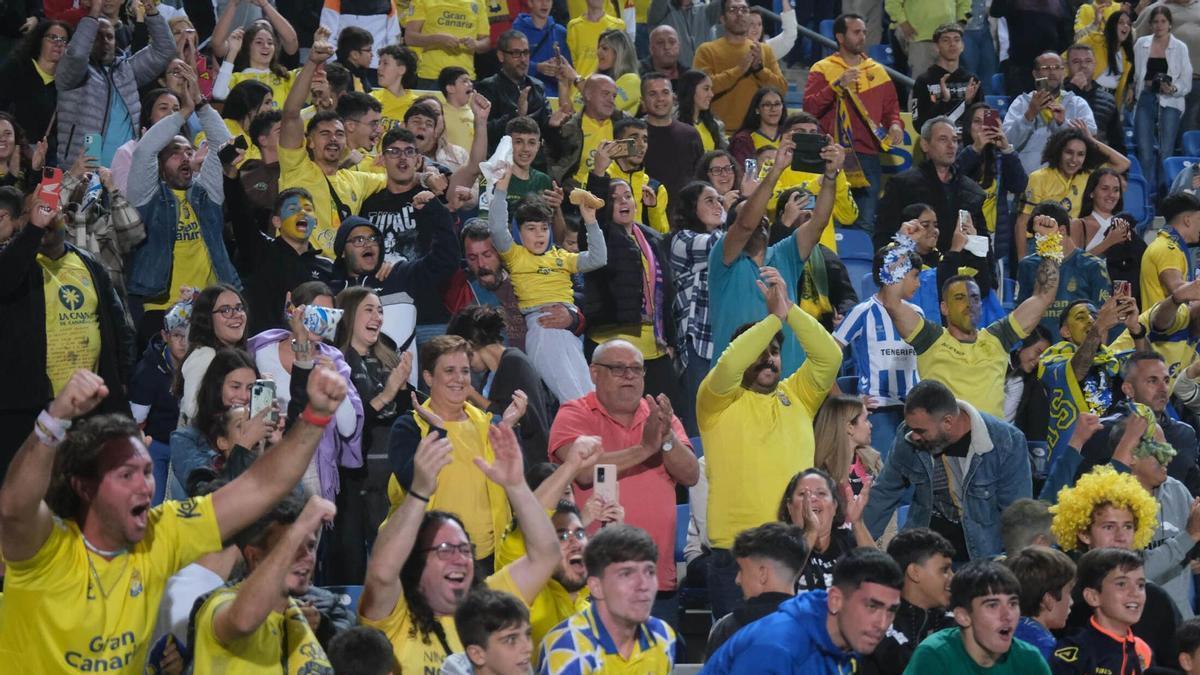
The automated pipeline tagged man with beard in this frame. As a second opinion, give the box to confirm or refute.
[539,525,678,674]
[641,72,703,203]
[704,547,903,674]
[128,69,240,345]
[190,494,337,671]
[881,232,1061,418]
[476,30,551,150]
[592,118,669,234]
[863,379,1032,563]
[241,188,335,334]
[56,0,177,166]
[278,36,387,257]
[697,269,842,619]
[444,220,538,351]
[692,0,787,131]
[903,561,1049,674]
[527,502,595,666]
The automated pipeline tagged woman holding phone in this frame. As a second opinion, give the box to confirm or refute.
[958,102,1027,255]
[1076,168,1144,299]
[1133,6,1192,193]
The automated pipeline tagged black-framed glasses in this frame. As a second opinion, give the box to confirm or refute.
[214,303,246,318]
[503,48,531,57]
[556,528,588,543]
[423,542,476,560]
[593,362,645,378]
[726,5,749,14]
[382,146,418,158]
[708,164,734,176]
[347,234,379,247]
[44,35,69,44]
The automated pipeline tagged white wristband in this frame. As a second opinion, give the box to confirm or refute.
[35,409,71,448]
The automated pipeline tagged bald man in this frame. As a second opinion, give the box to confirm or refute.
[640,25,686,82]
[548,74,630,188]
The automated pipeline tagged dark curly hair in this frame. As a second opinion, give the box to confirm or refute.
[1040,127,1105,175]
[48,414,142,520]
[777,468,846,529]
[172,283,248,398]
[400,511,482,647]
[12,19,71,65]
[446,304,507,348]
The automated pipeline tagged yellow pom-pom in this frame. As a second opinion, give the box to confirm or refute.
[1035,232,1065,263]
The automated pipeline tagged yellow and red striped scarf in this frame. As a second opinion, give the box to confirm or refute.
[811,54,894,188]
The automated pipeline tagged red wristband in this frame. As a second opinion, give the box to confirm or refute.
[301,406,333,427]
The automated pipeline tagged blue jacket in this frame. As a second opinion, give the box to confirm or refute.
[168,425,218,501]
[702,591,858,675]
[512,13,570,97]
[863,401,1032,560]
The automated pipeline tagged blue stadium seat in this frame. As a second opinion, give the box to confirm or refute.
[1001,277,1019,311]
[991,72,1004,94]
[675,503,690,563]
[324,585,364,614]
[1185,130,1200,158]
[1124,126,1136,152]
[1124,174,1150,226]
[835,226,873,262]
[837,375,859,395]
[1127,155,1143,178]
[984,95,1011,117]
[859,271,879,299]
[1162,156,1200,195]
[869,44,893,66]
[688,436,703,459]
[819,19,835,40]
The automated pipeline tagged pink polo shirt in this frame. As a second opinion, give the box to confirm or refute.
[548,391,690,592]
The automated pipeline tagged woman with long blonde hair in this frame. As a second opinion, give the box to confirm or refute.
[813,394,882,490]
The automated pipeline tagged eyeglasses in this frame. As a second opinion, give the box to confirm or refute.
[382,146,418,158]
[348,234,379,247]
[213,303,246,318]
[423,542,476,560]
[1035,64,1064,72]
[44,35,69,44]
[593,362,645,378]
[503,48,531,57]
[557,528,588,543]
[726,5,749,14]
[708,164,734,176]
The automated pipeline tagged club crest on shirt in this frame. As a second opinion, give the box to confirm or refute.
[129,568,143,598]
[778,391,791,406]
[1054,646,1079,662]
[176,498,200,519]
[1067,278,1077,292]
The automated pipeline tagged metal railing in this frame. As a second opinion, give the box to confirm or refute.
[782,20,914,88]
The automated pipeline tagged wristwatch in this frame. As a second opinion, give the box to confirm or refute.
[661,438,674,453]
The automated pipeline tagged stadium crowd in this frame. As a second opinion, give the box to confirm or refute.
[5,0,1200,672]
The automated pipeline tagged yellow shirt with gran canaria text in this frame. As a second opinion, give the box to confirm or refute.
[40,251,101,396]
[407,0,489,79]
[0,496,222,674]
[144,189,216,312]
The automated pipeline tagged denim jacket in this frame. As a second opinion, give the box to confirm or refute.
[863,400,1032,560]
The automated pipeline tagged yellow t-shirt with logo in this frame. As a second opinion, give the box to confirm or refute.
[574,115,614,187]
[1021,167,1092,218]
[1141,229,1191,310]
[40,251,101,396]
[360,565,524,672]
[144,190,217,312]
[1110,302,1196,385]
[907,315,1028,418]
[499,245,581,309]
[229,69,296,111]
[408,0,489,79]
[191,587,332,674]
[566,14,626,78]
[371,88,418,133]
[277,144,388,256]
[0,496,222,673]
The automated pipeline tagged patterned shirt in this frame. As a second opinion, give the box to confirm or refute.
[669,229,721,364]
[539,605,676,675]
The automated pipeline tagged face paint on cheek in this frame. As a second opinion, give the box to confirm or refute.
[279,196,315,241]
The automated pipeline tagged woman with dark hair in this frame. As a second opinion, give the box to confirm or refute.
[445,304,551,464]
[359,424,560,672]
[1133,5,1192,193]
[958,102,1027,260]
[110,87,182,193]
[220,79,274,164]
[1014,126,1128,255]
[777,467,874,591]
[0,19,70,165]
[177,284,250,425]
[1081,9,1134,106]
[247,280,363,502]
[696,149,750,211]
[168,348,278,499]
[1076,169,1143,298]
[330,286,410,583]
[677,69,726,152]
[1003,325,1053,443]
[668,180,725,432]
[212,21,298,104]
[728,86,785,164]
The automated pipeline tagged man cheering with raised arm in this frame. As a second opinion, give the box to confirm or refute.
[698,266,842,620]
[0,365,348,673]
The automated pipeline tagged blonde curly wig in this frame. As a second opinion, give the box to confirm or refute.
[1049,465,1159,552]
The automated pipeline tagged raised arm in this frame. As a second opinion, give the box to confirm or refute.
[793,140,843,261]
[534,436,602,509]
[1069,296,1121,382]
[723,136,791,264]
[210,496,336,644]
[130,81,197,206]
[280,37,333,152]
[360,431,453,621]
[573,197,606,272]
[488,181,518,253]
[0,370,109,563]
[698,267,792,408]
[478,425,559,602]
[209,0,241,60]
[56,4,102,91]
[448,93,492,195]
[878,222,926,338]
[129,4,177,87]
[210,366,347,542]
[1009,256,1061,335]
